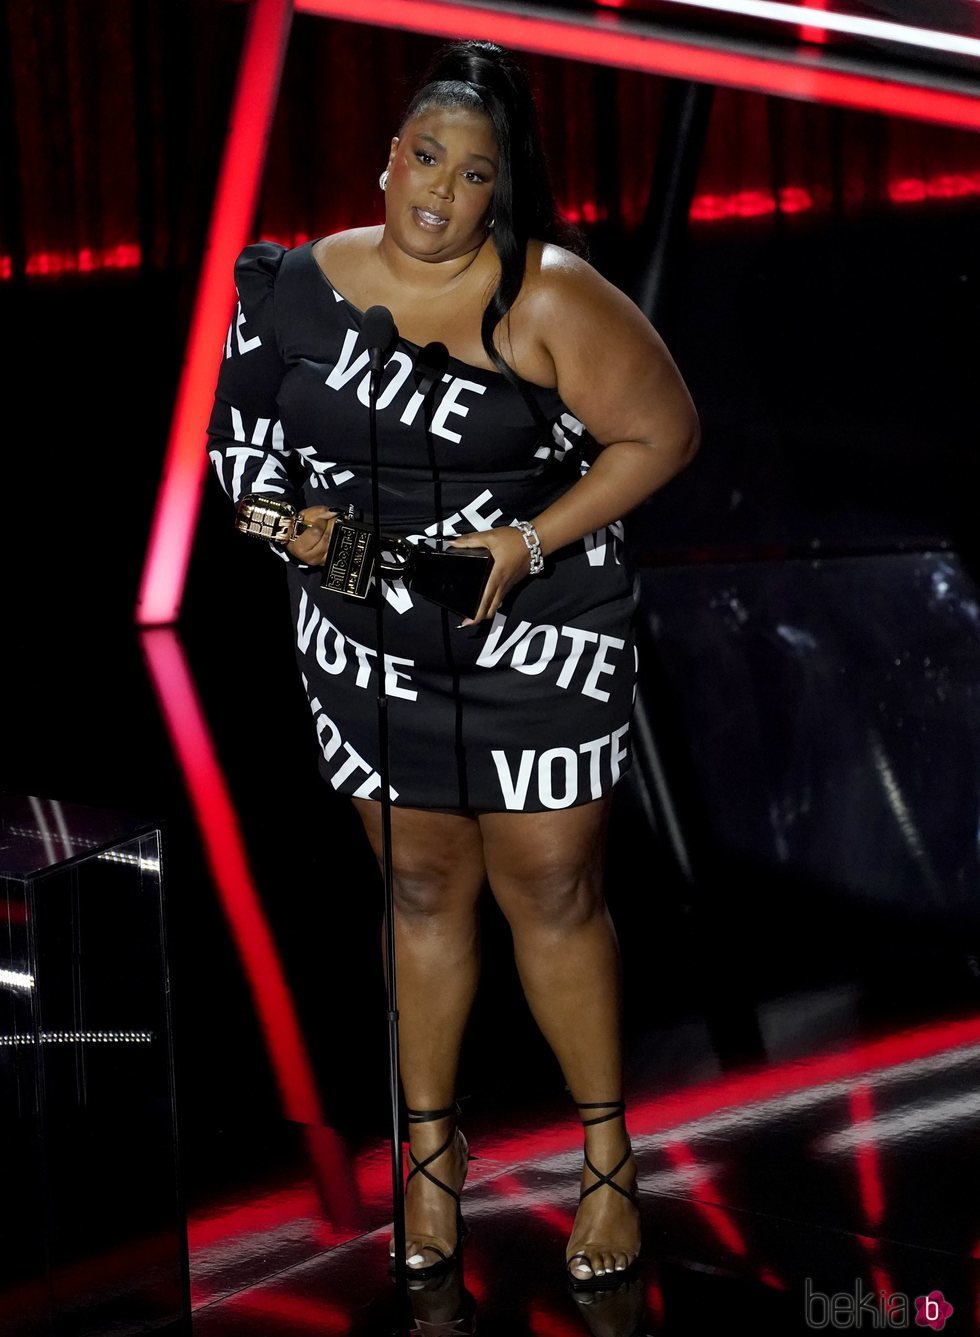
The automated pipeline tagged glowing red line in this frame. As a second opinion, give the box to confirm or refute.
[296,0,980,131]
[664,1140,754,1259]
[136,0,294,626]
[800,0,828,46]
[849,1086,895,1303]
[460,1012,980,1170]
[849,1083,885,1228]
[527,1305,587,1336]
[235,1289,351,1331]
[647,1276,666,1323]
[140,627,362,1228]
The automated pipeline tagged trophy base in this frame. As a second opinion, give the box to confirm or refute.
[319,522,493,620]
[408,541,493,620]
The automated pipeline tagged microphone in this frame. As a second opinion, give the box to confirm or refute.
[362,304,398,375]
[414,341,450,543]
[410,339,494,618]
[413,341,449,398]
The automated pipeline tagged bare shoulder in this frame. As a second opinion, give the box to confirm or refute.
[515,238,699,452]
[519,239,652,337]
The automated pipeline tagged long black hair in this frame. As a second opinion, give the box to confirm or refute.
[398,40,582,390]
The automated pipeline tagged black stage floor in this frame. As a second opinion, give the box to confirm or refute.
[8,554,980,1334]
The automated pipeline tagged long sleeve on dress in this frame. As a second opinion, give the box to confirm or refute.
[206,242,305,535]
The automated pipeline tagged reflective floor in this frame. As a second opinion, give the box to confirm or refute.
[7,544,980,1334]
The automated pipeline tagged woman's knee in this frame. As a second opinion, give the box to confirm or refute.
[479,799,610,931]
[489,860,603,931]
[390,857,482,919]
[350,797,487,920]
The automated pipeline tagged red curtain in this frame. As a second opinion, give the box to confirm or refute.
[2,2,979,279]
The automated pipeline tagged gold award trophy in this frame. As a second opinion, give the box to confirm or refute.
[235,494,494,621]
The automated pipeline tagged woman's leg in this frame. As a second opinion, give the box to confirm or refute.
[351,797,487,1269]
[477,793,640,1282]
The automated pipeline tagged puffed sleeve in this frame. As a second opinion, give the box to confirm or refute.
[206,242,304,522]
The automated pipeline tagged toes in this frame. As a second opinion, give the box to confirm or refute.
[570,1256,594,1278]
[401,1239,425,1268]
[613,1251,629,1272]
[406,1242,428,1268]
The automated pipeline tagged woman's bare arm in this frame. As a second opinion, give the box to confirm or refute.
[526,248,700,557]
[448,247,700,624]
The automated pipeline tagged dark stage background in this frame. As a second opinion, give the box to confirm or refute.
[3,1,980,1327]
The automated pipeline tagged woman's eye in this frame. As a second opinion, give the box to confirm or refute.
[464,171,486,184]
[414,151,435,165]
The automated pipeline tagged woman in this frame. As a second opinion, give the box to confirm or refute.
[206,39,699,1289]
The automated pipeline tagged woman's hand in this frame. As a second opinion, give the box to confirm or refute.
[287,505,340,565]
[447,526,531,626]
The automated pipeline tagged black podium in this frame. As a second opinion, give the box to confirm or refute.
[0,795,190,1336]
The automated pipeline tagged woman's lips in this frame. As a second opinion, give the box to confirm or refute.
[413,207,449,230]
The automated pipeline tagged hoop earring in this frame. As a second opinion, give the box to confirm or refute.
[379,169,389,191]
[486,215,495,230]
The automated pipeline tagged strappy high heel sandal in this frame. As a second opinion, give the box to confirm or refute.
[388,1101,470,1282]
[565,1098,641,1293]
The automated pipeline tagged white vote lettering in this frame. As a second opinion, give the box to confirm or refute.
[582,634,625,703]
[302,673,399,800]
[578,735,611,800]
[490,725,631,810]
[490,748,536,809]
[315,618,347,674]
[512,624,558,675]
[325,329,371,391]
[555,625,598,688]
[296,591,419,700]
[399,373,452,427]
[476,616,533,668]
[538,747,578,809]
[235,299,262,355]
[356,350,414,410]
[430,377,487,444]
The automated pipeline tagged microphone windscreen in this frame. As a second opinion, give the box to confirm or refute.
[414,341,449,398]
[362,305,398,367]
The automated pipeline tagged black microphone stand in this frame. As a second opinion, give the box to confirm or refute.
[364,319,453,1307]
[362,307,407,1292]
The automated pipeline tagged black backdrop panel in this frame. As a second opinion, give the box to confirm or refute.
[639,552,980,914]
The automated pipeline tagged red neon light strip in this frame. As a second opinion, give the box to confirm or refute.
[234,1290,351,1332]
[136,0,294,626]
[0,244,142,279]
[7,165,979,286]
[140,627,362,1227]
[800,0,829,47]
[849,1083,885,1228]
[296,0,980,132]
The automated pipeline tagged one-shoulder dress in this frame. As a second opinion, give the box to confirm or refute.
[206,240,641,812]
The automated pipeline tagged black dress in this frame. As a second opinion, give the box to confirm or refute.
[206,239,641,812]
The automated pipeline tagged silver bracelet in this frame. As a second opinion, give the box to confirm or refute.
[515,520,544,574]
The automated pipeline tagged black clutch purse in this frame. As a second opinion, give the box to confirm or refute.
[235,495,494,621]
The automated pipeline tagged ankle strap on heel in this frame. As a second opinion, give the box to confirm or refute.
[575,1099,626,1128]
[405,1101,460,1124]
